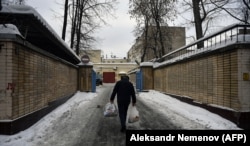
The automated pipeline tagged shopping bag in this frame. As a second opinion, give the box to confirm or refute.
[103,102,118,117]
[128,106,139,123]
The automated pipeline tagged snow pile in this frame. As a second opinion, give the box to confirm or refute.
[138,90,241,130]
[0,91,98,146]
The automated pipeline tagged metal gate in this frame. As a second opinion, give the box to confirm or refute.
[103,72,115,83]
[136,70,143,92]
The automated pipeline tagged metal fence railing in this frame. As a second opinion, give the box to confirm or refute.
[157,24,250,65]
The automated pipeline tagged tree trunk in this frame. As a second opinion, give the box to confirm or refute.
[192,0,204,48]
[0,0,2,11]
[75,0,84,55]
[70,0,78,49]
[62,0,69,40]
[156,21,164,58]
[141,19,149,62]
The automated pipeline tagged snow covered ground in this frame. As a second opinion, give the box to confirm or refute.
[0,84,241,146]
[137,90,241,130]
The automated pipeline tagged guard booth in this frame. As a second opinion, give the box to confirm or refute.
[78,55,96,92]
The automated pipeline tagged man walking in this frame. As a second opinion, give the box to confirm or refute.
[110,75,136,133]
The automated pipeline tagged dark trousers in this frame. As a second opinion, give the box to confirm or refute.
[117,101,130,129]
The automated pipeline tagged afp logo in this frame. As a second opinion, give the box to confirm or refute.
[222,134,247,143]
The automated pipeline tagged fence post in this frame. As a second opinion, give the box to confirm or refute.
[91,70,96,92]
[78,62,93,92]
[136,70,143,92]
[140,62,154,91]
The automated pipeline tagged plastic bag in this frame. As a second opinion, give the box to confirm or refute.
[104,102,118,117]
[128,106,139,123]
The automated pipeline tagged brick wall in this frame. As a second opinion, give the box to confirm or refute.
[153,48,250,111]
[0,40,78,120]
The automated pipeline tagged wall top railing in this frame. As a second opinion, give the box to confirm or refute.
[155,24,250,67]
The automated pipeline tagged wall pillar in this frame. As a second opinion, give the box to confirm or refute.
[140,62,154,90]
[78,62,93,92]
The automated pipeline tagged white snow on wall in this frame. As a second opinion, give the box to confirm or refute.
[140,62,153,67]
[153,34,250,69]
[0,24,23,37]
[0,4,80,61]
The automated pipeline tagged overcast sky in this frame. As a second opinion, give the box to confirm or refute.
[25,0,238,59]
[25,0,137,58]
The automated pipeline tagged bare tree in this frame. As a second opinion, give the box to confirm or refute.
[129,0,177,62]
[149,0,176,59]
[210,0,250,24]
[63,0,117,55]
[180,0,249,47]
[179,0,226,48]
[129,0,151,62]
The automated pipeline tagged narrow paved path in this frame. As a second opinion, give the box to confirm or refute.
[73,84,126,146]
[72,84,181,146]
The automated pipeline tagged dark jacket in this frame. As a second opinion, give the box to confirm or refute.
[110,77,136,104]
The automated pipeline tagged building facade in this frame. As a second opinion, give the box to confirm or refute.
[81,50,138,83]
[128,26,186,63]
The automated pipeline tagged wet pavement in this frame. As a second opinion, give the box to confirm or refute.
[73,84,181,146]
